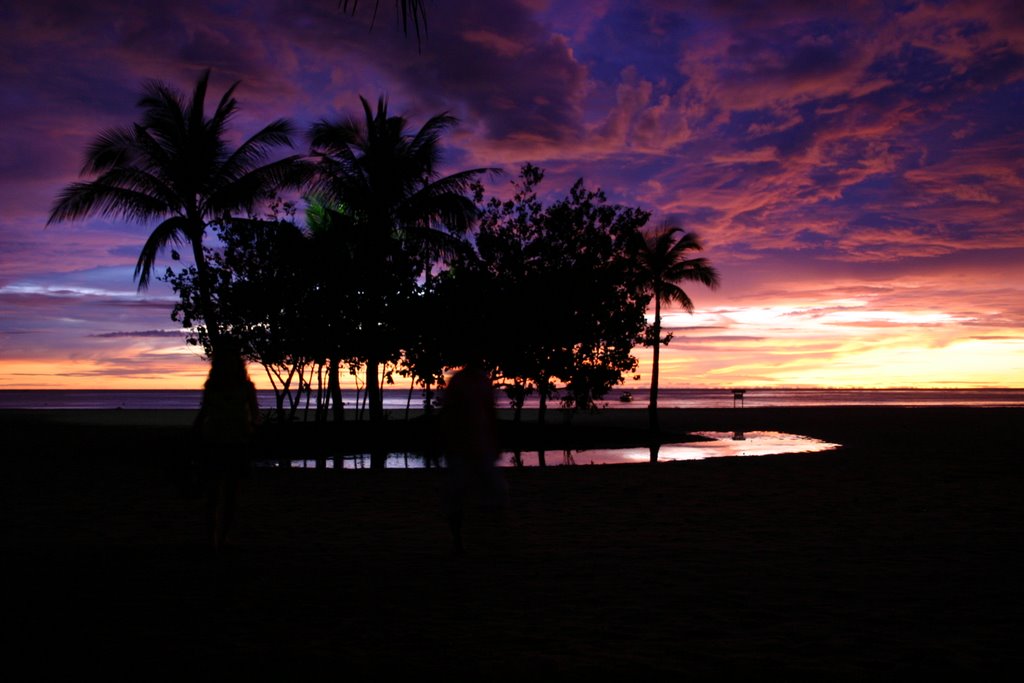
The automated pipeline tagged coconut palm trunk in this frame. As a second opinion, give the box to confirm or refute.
[190,231,223,354]
[649,292,663,439]
[327,357,345,422]
[366,355,384,423]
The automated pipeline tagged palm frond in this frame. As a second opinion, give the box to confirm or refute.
[339,1,428,44]
[217,118,298,183]
[659,282,696,312]
[82,125,138,175]
[124,124,177,190]
[48,180,170,225]
[209,76,240,137]
[637,223,720,313]
[406,196,477,234]
[430,167,499,195]
[403,169,497,227]
[186,70,211,138]
[93,166,178,207]
[408,111,459,170]
[664,230,704,260]
[138,80,187,149]
[664,256,720,289]
[402,225,470,263]
[210,154,312,214]
[309,119,364,163]
[134,216,190,289]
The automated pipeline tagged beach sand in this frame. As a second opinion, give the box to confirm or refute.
[2,406,1021,675]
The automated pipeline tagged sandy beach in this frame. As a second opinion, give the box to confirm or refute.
[2,406,1021,675]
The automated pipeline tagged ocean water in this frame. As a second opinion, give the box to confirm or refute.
[1,387,1021,410]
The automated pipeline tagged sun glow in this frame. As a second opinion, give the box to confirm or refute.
[3,304,1023,390]
[623,300,1024,389]
[0,359,208,390]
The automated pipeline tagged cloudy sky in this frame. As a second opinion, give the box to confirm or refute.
[1,0,1022,389]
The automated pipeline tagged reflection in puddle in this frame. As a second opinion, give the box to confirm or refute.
[528,431,841,466]
[264,430,840,469]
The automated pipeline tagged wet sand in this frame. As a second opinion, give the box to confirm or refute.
[2,406,1021,675]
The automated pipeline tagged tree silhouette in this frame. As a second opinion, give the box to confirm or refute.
[472,164,546,421]
[307,95,491,423]
[163,209,315,421]
[48,69,308,356]
[476,164,651,426]
[636,225,720,438]
[303,199,355,422]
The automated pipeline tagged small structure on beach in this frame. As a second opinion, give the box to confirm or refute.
[732,389,746,440]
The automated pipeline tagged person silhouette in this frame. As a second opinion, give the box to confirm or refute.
[195,346,260,550]
[440,364,507,555]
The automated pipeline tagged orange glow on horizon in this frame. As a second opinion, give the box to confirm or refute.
[2,297,1022,391]
[0,359,211,390]
[1,332,1022,391]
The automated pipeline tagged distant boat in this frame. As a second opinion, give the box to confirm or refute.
[732,430,746,440]
[619,391,633,403]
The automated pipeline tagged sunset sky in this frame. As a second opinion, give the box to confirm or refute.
[1,0,1022,390]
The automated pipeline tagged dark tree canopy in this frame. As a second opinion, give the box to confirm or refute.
[474,164,652,421]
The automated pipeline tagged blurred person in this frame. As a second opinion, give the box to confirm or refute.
[195,347,260,550]
[440,364,507,554]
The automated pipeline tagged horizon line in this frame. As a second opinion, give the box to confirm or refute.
[2,386,1021,392]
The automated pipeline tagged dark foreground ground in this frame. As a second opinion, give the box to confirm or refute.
[2,407,1021,676]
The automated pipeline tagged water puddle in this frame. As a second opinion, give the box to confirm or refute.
[263,430,840,469]
[541,431,841,466]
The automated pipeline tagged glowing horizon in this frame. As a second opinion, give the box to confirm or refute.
[1,297,1020,391]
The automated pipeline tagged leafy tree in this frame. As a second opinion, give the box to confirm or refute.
[48,70,308,357]
[540,178,651,413]
[475,164,651,424]
[472,164,546,420]
[164,212,315,420]
[635,225,720,436]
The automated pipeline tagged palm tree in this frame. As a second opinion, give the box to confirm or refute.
[307,95,493,422]
[48,69,308,356]
[340,1,428,46]
[636,225,720,437]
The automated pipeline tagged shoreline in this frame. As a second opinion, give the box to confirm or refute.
[3,406,1022,673]
[2,385,1023,413]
